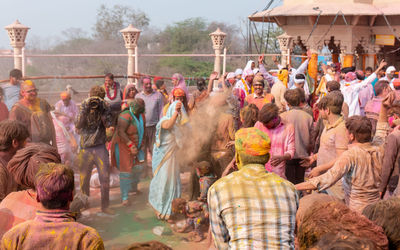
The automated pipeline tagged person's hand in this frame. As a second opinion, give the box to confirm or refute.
[175,101,182,113]
[222,72,228,79]
[222,160,237,177]
[272,55,278,63]
[307,50,312,59]
[270,155,286,167]
[308,167,322,178]
[130,145,138,155]
[209,71,218,81]
[383,90,396,109]
[300,155,316,168]
[225,141,235,148]
[321,63,327,72]
[378,59,387,70]
[258,54,264,64]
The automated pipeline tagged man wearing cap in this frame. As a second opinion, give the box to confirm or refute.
[208,127,298,249]
[381,66,397,89]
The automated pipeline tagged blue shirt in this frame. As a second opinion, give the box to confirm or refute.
[2,82,20,111]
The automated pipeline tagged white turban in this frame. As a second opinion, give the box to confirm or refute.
[386,66,396,74]
[234,68,243,76]
[226,72,235,79]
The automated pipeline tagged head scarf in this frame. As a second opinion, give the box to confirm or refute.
[278,69,289,88]
[128,98,145,115]
[234,68,243,76]
[172,88,185,97]
[393,78,400,88]
[235,127,271,157]
[7,143,61,189]
[253,68,260,75]
[226,72,235,79]
[172,73,189,98]
[244,60,255,71]
[345,72,357,82]
[242,68,254,79]
[60,91,70,100]
[122,84,137,100]
[386,66,396,74]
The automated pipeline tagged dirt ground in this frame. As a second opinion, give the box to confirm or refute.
[77,172,209,250]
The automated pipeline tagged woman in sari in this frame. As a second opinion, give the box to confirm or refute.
[121,84,138,110]
[149,88,189,220]
[111,98,145,206]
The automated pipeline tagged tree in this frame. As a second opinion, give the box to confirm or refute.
[93,4,150,41]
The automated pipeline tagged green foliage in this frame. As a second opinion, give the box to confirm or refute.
[94,4,150,41]
[159,57,213,78]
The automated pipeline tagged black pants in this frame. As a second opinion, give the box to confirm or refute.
[285,158,305,184]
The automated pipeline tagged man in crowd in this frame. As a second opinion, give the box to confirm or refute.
[296,92,393,213]
[234,68,254,97]
[0,120,29,201]
[137,76,164,177]
[75,85,114,215]
[208,127,298,249]
[281,88,313,184]
[2,69,22,111]
[1,163,105,249]
[382,65,397,89]
[55,91,79,130]
[365,80,391,134]
[244,75,274,110]
[9,80,57,147]
[103,73,123,125]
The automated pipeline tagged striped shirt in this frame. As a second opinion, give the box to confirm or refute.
[208,164,298,249]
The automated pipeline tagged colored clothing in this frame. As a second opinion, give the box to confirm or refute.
[137,91,164,127]
[0,190,39,239]
[358,83,374,116]
[148,101,188,219]
[2,82,20,111]
[1,210,104,250]
[308,122,389,213]
[104,82,123,112]
[271,80,287,112]
[208,164,298,249]
[0,102,9,121]
[9,98,57,147]
[234,79,253,97]
[0,158,16,202]
[379,129,400,195]
[76,97,112,149]
[77,144,110,210]
[280,108,313,159]
[365,97,383,133]
[52,113,76,164]
[198,173,217,201]
[54,99,79,129]
[244,92,274,110]
[254,121,295,179]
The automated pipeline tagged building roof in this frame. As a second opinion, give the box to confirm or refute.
[249,2,400,22]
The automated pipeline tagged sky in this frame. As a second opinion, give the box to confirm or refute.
[0,0,282,49]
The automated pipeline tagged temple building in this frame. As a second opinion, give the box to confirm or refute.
[249,0,400,70]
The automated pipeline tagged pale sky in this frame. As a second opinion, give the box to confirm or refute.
[0,0,282,49]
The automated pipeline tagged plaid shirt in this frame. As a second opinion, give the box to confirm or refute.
[208,164,298,249]
[254,121,295,179]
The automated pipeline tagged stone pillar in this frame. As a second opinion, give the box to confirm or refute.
[5,20,29,74]
[120,24,141,85]
[209,28,226,77]
[277,33,293,67]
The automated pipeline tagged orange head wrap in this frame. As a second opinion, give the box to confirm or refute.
[172,88,185,97]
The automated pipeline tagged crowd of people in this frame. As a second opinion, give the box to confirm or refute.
[0,51,399,249]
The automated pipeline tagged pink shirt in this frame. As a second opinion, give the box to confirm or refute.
[254,121,295,179]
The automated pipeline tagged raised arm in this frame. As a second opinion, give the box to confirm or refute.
[207,71,219,94]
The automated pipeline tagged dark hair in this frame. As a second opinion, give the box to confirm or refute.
[362,197,400,250]
[104,73,114,80]
[7,143,61,189]
[171,198,187,214]
[36,163,74,209]
[240,104,259,128]
[345,116,372,143]
[374,80,389,96]
[295,73,306,80]
[89,85,106,99]
[9,69,22,78]
[327,80,341,92]
[356,71,365,81]
[284,89,301,107]
[126,241,172,250]
[298,201,388,249]
[155,79,165,89]
[365,67,373,72]
[319,91,344,115]
[258,103,279,125]
[0,120,29,152]
[196,78,206,86]
[296,88,306,103]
